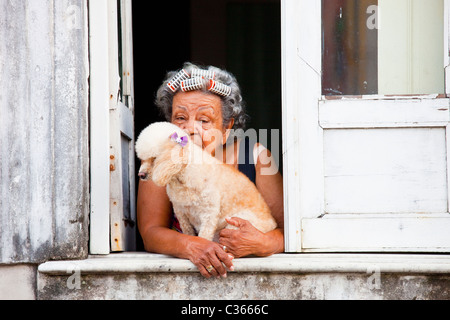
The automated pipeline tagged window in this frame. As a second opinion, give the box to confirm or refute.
[322,0,445,96]
[282,0,450,252]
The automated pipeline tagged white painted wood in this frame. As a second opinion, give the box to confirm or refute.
[89,0,111,255]
[303,215,450,252]
[447,124,450,212]
[285,0,450,253]
[281,0,323,252]
[107,0,122,250]
[446,66,450,96]
[108,0,121,111]
[89,0,136,254]
[108,0,136,252]
[109,93,125,252]
[110,102,136,252]
[324,128,448,214]
[319,98,450,129]
[281,0,301,252]
[119,0,134,99]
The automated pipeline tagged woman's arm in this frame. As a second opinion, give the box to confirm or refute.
[137,179,234,278]
[219,143,285,258]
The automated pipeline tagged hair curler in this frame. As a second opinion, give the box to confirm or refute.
[208,79,232,97]
[167,69,190,92]
[180,77,205,92]
[191,68,216,80]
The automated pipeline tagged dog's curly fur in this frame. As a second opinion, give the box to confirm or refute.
[136,122,277,241]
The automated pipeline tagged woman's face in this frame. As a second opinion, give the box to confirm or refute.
[171,91,233,155]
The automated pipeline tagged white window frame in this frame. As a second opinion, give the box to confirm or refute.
[89,0,135,254]
[282,0,450,252]
[281,0,323,252]
[90,0,111,254]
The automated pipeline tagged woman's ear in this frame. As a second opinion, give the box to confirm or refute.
[223,118,235,142]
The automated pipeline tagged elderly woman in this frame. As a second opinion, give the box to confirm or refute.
[137,62,284,279]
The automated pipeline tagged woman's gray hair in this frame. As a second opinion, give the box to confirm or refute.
[155,62,249,131]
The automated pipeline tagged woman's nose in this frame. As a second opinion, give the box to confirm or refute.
[179,120,203,146]
[181,120,201,136]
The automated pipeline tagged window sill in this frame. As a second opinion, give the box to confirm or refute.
[38,252,450,275]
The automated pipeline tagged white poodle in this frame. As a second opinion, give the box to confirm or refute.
[135,122,277,241]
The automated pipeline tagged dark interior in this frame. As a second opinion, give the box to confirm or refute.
[132,0,282,250]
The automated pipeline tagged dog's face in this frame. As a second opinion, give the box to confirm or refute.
[138,140,187,187]
[136,122,191,186]
[138,157,155,181]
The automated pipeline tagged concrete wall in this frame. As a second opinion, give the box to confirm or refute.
[0,0,90,264]
[37,271,450,300]
[36,253,450,300]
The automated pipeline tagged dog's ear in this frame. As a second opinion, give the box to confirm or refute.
[151,142,187,186]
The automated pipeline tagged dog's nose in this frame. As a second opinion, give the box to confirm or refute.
[138,172,148,180]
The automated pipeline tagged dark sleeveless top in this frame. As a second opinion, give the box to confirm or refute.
[238,136,256,184]
[170,137,256,233]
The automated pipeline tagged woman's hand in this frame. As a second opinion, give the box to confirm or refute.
[218,217,284,258]
[185,236,235,279]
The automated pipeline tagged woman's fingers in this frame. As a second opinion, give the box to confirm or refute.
[198,244,234,279]
[188,237,235,279]
[225,216,246,228]
[206,244,234,278]
[208,254,227,278]
[204,264,221,278]
[215,246,235,272]
[198,264,214,279]
[219,217,267,258]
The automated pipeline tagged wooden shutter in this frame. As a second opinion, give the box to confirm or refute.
[282,0,450,253]
[109,0,136,252]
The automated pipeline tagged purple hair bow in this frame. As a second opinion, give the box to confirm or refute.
[170,132,188,147]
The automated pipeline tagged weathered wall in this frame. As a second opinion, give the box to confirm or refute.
[0,0,90,263]
[37,254,450,300]
[38,272,450,300]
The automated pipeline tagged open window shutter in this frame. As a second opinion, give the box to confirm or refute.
[109,0,136,252]
[110,101,136,252]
